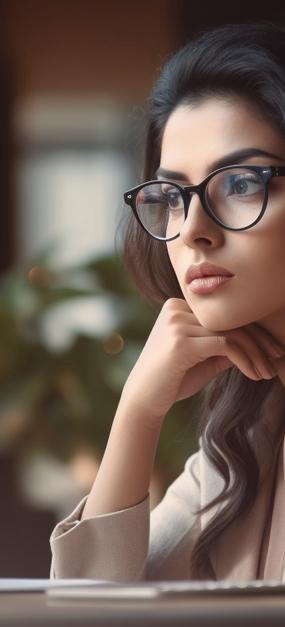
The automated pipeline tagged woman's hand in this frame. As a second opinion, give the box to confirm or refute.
[121,298,285,421]
[81,297,285,520]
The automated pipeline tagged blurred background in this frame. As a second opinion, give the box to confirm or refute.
[0,0,284,577]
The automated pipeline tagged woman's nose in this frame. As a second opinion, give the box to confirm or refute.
[179,192,223,247]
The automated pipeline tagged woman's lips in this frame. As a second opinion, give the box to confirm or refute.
[188,275,233,294]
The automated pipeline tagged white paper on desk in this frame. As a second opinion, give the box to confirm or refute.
[47,582,159,600]
[0,579,108,592]
[46,579,285,600]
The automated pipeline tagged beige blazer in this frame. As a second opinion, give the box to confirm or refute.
[50,386,285,582]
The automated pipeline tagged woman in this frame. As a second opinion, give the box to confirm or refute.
[50,21,285,581]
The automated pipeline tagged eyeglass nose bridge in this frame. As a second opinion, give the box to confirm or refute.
[182,181,208,218]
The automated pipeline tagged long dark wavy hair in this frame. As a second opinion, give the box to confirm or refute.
[121,21,285,578]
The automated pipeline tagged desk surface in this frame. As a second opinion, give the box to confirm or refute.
[1,592,285,626]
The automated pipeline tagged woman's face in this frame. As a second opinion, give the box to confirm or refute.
[161,97,285,340]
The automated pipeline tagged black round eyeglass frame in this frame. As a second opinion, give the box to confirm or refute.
[124,164,285,241]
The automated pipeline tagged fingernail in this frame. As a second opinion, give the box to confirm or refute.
[268,365,277,378]
[254,365,276,379]
[254,367,262,379]
[271,346,285,358]
[264,362,277,378]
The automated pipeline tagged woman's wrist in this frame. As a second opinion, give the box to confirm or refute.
[116,389,166,432]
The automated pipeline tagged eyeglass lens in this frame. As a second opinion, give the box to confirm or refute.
[135,168,266,238]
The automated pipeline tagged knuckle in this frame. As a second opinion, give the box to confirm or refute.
[163,298,188,311]
[224,329,235,338]
[216,335,227,348]
[169,328,184,350]
[162,306,183,326]
[163,298,178,311]
[168,311,182,325]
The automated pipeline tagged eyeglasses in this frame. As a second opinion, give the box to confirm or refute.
[124,164,285,241]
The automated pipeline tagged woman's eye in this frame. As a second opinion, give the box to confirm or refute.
[167,192,180,207]
[227,175,262,196]
[162,188,183,210]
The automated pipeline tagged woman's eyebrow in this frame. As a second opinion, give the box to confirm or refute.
[209,147,284,172]
[155,167,187,181]
[155,147,284,181]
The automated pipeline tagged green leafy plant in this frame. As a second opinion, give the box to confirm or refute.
[0,252,198,484]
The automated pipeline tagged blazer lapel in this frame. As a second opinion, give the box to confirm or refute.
[209,466,276,580]
[262,438,285,580]
[200,416,284,580]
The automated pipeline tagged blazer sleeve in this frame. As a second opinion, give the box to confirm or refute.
[50,449,201,581]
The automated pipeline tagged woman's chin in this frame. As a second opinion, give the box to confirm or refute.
[192,313,243,333]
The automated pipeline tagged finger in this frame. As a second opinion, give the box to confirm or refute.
[166,316,220,337]
[177,356,232,401]
[188,335,264,381]
[225,328,277,379]
[163,298,192,311]
[245,323,285,359]
[162,305,217,333]
[163,298,204,325]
